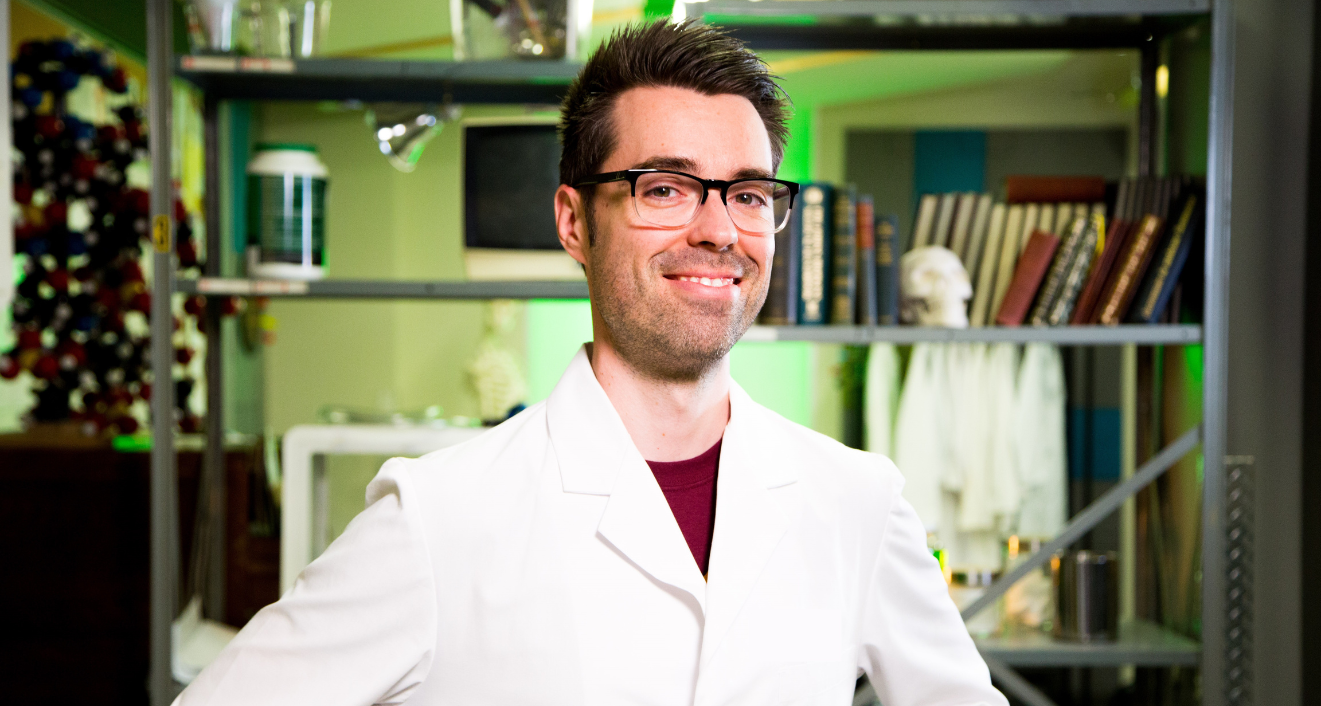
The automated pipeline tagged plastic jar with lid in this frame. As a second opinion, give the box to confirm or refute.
[247,143,328,280]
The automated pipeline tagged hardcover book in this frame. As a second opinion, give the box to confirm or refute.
[1094,214,1165,324]
[830,185,858,324]
[855,195,878,325]
[948,192,979,260]
[1045,211,1103,325]
[1071,179,1135,324]
[875,213,901,325]
[1029,214,1089,325]
[995,229,1061,327]
[797,183,834,325]
[964,194,995,280]
[1004,175,1107,203]
[991,204,1026,320]
[931,192,958,248]
[911,194,939,249]
[759,183,802,325]
[1129,192,1202,324]
[969,202,1007,328]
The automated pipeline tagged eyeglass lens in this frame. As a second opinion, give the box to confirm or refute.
[633,172,792,234]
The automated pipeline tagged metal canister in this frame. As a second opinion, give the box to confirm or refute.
[1052,550,1119,642]
[247,143,328,280]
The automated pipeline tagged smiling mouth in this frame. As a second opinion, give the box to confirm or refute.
[666,274,739,288]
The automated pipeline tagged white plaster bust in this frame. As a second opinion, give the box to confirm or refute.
[900,246,972,328]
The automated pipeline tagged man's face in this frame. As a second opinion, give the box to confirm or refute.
[557,85,775,382]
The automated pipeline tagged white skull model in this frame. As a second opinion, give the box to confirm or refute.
[900,246,972,328]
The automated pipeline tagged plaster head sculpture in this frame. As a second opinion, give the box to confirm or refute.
[900,246,972,328]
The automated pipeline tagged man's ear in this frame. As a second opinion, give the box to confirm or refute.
[555,184,589,267]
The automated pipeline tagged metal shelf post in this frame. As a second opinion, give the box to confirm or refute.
[1202,0,1236,703]
[147,0,179,703]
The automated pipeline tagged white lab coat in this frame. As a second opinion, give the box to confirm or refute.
[176,347,1006,706]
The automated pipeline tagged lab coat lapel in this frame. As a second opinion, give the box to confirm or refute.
[546,347,707,609]
[700,382,798,667]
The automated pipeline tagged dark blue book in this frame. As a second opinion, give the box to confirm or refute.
[759,188,801,325]
[875,213,901,325]
[797,183,835,325]
[1128,191,1202,324]
[830,185,858,325]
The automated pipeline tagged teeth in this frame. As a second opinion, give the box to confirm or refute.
[676,275,734,287]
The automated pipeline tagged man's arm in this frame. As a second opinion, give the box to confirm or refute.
[176,459,436,706]
[858,488,1009,706]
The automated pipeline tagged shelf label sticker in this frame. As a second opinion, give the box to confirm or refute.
[152,215,170,254]
[239,58,296,73]
[181,55,238,72]
[197,278,254,295]
[253,280,309,295]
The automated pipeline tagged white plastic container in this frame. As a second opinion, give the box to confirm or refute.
[247,144,328,281]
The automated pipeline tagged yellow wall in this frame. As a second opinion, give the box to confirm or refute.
[256,104,549,433]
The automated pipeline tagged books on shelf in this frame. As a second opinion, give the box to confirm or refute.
[756,174,1205,330]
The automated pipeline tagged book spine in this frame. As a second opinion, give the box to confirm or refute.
[932,192,957,248]
[1071,195,1133,324]
[1046,212,1103,325]
[991,204,1026,321]
[995,230,1061,327]
[856,196,878,325]
[876,214,901,325]
[1019,203,1041,255]
[797,184,834,325]
[830,186,858,324]
[968,202,1006,328]
[1095,214,1164,324]
[911,194,938,249]
[948,192,978,260]
[1029,214,1088,325]
[964,193,995,285]
[1129,193,1201,323]
[759,191,801,325]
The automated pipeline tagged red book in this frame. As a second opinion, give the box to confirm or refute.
[1070,215,1132,324]
[1005,176,1107,204]
[994,230,1061,327]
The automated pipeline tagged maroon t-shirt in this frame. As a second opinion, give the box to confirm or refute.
[646,439,721,576]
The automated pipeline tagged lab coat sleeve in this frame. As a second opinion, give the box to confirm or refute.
[859,485,1008,706]
[176,458,437,706]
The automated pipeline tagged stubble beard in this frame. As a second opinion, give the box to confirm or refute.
[585,210,768,383]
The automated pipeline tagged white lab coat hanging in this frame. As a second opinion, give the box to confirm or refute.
[175,347,1006,706]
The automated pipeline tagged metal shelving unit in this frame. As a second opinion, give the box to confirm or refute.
[176,55,579,104]
[144,0,1237,704]
[176,277,591,300]
[976,620,1201,668]
[743,323,1202,345]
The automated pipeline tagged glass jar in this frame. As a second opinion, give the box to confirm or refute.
[450,0,592,61]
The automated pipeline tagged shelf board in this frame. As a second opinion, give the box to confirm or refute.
[176,278,589,300]
[176,56,580,104]
[743,324,1202,345]
[976,619,1200,667]
[688,0,1208,50]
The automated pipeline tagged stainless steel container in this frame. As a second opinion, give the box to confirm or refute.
[1051,550,1118,642]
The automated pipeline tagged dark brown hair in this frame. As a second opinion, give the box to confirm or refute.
[558,19,791,187]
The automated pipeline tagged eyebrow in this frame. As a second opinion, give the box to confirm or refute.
[630,156,774,181]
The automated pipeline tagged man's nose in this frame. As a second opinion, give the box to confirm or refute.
[687,188,739,251]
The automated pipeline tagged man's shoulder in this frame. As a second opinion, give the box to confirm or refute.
[740,395,902,497]
[375,401,550,497]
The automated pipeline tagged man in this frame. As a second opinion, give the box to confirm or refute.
[177,20,1006,706]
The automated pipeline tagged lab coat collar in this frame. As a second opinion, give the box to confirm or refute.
[545,346,799,618]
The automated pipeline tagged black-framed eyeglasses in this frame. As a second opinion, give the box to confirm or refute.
[573,169,800,235]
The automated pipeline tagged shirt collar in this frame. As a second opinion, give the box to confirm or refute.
[545,345,797,495]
